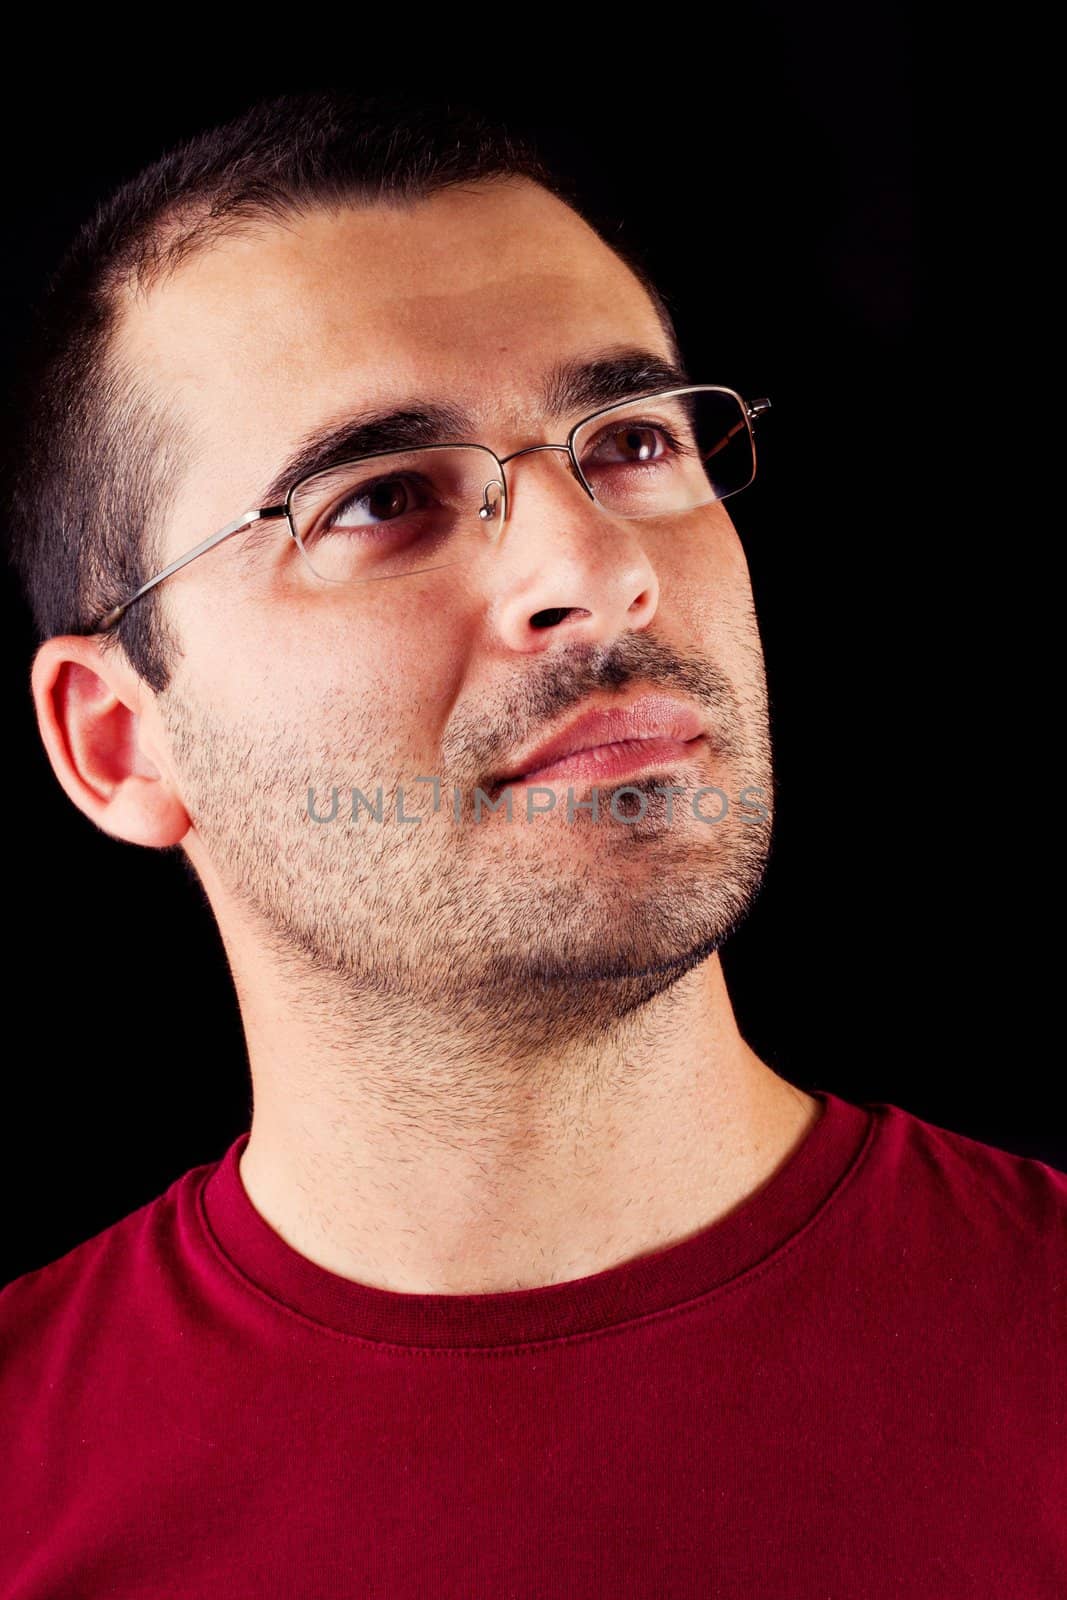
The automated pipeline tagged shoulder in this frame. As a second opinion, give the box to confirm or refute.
[0,1151,222,1367]
[872,1097,1066,1222]
[858,1095,1066,1285]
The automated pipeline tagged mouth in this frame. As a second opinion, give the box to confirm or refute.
[484,691,710,800]
[493,733,708,791]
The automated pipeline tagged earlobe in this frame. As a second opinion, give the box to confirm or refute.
[30,637,191,848]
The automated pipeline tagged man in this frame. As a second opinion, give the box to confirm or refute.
[2,89,1063,1599]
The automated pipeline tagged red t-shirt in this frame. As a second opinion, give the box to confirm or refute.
[2,1088,1064,1598]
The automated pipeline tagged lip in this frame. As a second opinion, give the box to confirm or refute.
[504,735,707,788]
[494,693,707,787]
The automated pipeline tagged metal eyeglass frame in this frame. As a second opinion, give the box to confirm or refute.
[91,384,771,634]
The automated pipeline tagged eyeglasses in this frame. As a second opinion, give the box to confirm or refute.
[92,384,771,633]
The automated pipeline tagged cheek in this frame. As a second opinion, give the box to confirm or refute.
[182,585,471,756]
[664,512,754,626]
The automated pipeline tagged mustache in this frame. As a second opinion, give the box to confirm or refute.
[441,633,749,782]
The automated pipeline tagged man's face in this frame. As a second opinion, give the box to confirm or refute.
[121,178,773,1036]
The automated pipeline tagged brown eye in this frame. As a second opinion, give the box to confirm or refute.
[582,423,676,471]
[333,475,416,529]
[604,426,664,462]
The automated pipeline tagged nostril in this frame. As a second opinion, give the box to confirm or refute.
[531,607,588,629]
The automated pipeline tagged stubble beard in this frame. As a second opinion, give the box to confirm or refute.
[159,666,774,1047]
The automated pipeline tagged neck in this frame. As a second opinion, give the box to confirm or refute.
[229,926,821,1295]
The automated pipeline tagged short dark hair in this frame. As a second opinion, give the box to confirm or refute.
[1,89,681,693]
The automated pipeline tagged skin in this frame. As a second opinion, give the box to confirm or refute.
[32,177,821,1295]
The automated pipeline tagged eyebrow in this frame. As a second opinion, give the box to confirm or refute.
[255,345,692,511]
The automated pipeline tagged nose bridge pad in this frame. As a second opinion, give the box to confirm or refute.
[478,477,506,538]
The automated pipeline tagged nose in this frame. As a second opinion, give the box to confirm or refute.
[481,444,660,652]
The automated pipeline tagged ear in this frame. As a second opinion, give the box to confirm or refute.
[30,634,191,848]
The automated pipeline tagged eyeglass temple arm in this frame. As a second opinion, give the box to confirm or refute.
[94,506,289,632]
[701,397,772,462]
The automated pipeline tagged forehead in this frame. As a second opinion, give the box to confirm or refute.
[115,180,672,509]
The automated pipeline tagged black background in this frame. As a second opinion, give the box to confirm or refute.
[3,11,1050,1289]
